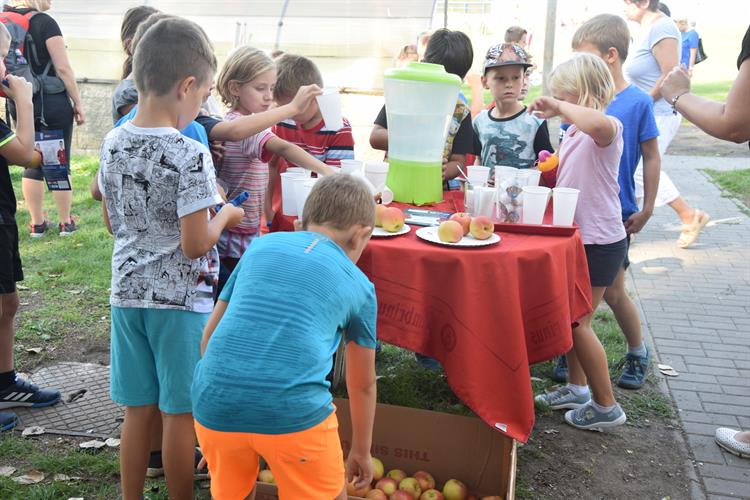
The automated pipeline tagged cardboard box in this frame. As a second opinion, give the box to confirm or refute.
[256,399,517,500]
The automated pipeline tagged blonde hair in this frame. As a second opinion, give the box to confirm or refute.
[302,174,375,230]
[572,14,630,62]
[0,23,10,44]
[549,53,615,111]
[217,46,275,107]
[11,0,47,11]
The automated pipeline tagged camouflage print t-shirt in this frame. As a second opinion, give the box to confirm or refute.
[99,122,222,313]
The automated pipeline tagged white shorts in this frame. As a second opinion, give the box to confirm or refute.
[635,112,682,207]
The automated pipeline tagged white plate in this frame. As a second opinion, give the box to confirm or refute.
[371,224,411,237]
[415,226,501,247]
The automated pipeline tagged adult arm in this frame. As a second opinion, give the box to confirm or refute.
[0,76,40,166]
[528,97,617,147]
[263,136,334,175]
[661,60,750,143]
[369,125,388,151]
[46,36,85,125]
[344,341,376,489]
[648,37,680,102]
[688,48,697,73]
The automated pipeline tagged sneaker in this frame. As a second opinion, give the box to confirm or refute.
[147,448,208,479]
[551,356,568,383]
[0,376,60,409]
[617,347,650,389]
[59,218,78,236]
[715,428,750,459]
[564,401,626,430]
[0,412,19,432]
[30,220,49,238]
[534,386,591,410]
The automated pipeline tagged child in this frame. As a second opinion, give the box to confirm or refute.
[563,13,661,389]
[98,17,244,499]
[530,53,627,430]
[369,28,475,185]
[473,43,553,179]
[0,24,59,432]
[193,174,377,500]
[267,53,355,221]
[214,47,334,285]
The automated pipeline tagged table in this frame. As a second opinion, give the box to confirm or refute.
[273,192,592,442]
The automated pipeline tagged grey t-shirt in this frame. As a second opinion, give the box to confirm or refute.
[111,79,139,125]
[624,16,680,116]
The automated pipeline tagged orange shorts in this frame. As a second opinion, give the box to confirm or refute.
[195,411,345,500]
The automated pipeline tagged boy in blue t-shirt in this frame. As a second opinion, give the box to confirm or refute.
[192,174,378,500]
[561,14,660,391]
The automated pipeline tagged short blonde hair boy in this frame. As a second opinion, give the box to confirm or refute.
[216,46,275,106]
[571,14,631,62]
[549,53,615,111]
[273,54,323,101]
[302,174,375,230]
[133,17,216,97]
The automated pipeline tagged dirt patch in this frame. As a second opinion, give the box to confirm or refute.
[669,122,749,158]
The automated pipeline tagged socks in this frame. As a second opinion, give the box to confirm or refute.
[591,400,617,413]
[628,343,648,358]
[0,370,16,390]
[567,383,590,397]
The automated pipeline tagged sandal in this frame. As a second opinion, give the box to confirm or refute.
[677,209,710,248]
[715,428,750,459]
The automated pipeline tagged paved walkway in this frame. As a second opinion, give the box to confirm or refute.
[627,154,750,500]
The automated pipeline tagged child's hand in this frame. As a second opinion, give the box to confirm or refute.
[345,449,373,491]
[220,204,244,229]
[624,209,652,235]
[527,96,561,119]
[290,84,323,115]
[2,75,32,104]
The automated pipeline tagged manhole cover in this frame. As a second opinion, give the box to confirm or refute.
[14,362,122,439]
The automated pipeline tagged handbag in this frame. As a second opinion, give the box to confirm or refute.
[695,38,708,64]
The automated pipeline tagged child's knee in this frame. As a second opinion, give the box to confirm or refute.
[0,293,20,320]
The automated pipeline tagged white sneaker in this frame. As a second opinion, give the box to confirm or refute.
[715,428,750,459]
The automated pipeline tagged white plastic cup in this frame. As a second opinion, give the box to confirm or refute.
[467,165,490,186]
[285,167,308,177]
[364,161,389,191]
[340,159,363,175]
[525,169,542,187]
[521,186,551,224]
[352,171,378,196]
[280,172,301,216]
[475,186,497,217]
[381,186,394,205]
[327,166,341,174]
[552,187,580,226]
[315,87,343,130]
[297,178,319,219]
[292,176,311,217]
[495,166,518,185]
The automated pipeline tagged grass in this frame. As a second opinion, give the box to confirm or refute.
[704,168,750,208]
[691,81,734,102]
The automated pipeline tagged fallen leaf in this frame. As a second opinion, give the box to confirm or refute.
[626,449,633,454]
[79,440,106,449]
[21,426,45,437]
[16,285,29,291]
[25,347,43,355]
[13,470,44,484]
[530,376,544,382]
[0,466,16,476]
[543,429,559,434]
[66,389,87,403]
[54,473,82,482]
[105,437,120,448]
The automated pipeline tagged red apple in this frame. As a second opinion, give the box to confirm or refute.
[366,489,389,500]
[392,491,416,500]
[442,479,468,500]
[437,220,463,243]
[420,489,444,500]
[469,216,494,240]
[381,207,405,232]
[449,212,471,235]
[372,457,385,481]
[414,471,436,491]
[387,469,407,483]
[399,477,422,499]
[375,477,399,496]
[347,479,372,497]
[375,204,387,227]
[257,468,275,484]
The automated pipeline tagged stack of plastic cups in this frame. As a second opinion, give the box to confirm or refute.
[281,168,309,216]
[495,166,523,223]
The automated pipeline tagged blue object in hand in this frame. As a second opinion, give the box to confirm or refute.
[215,191,249,212]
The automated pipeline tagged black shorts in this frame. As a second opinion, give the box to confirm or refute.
[623,233,631,270]
[0,223,23,293]
[584,237,628,287]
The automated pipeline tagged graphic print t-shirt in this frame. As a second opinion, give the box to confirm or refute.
[99,122,222,313]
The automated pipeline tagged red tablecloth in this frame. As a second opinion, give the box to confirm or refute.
[273,192,592,442]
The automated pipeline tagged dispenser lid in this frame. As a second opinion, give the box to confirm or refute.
[384,62,461,85]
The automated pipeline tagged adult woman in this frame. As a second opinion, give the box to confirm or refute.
[623,0,708,248]
[661,24,750,459]
[6,0,85,237]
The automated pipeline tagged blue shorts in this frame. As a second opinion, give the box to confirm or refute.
[110,306,207,414]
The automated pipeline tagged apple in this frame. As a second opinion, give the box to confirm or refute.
[257,468,275,484]
[449,212,471,235]
[414,471,436,491]
[347,479,372,497]
[480,496,502,500]
[375,477,399,496]
[392,491,417,500]
[469,216,494,240]
[371,457,385,481]
[437,220,463,243]
[375,204,387,227]
[399,477,422,499]
[366,489,389,500]
[420,489,444,500]
[387,469,407,483]
[442,479,468,500]
[381,207,405,232]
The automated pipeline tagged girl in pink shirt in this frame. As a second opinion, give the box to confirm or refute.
[528,53,627,430]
